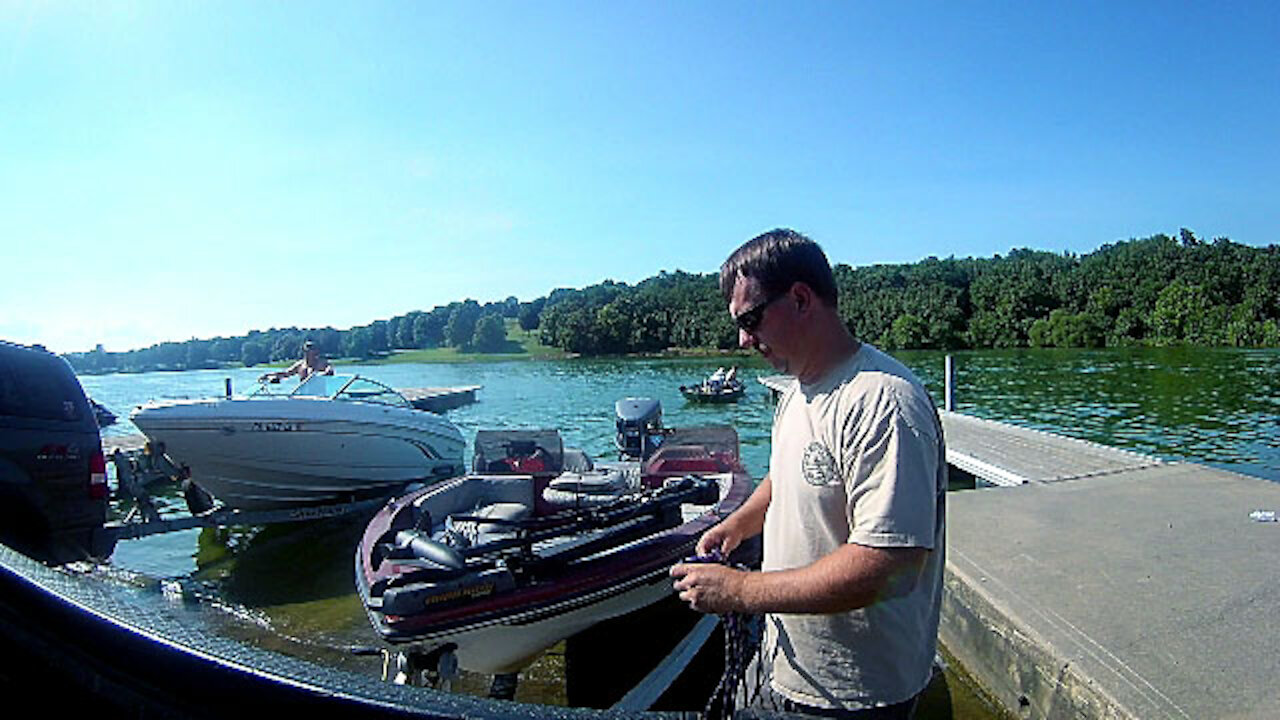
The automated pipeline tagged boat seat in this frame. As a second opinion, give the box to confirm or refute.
[414,475,537,547]
[562,447,594,473]
[442,501,531,547]
[542,467,634,509]
[548,468,628,494]
[415,475,534,518]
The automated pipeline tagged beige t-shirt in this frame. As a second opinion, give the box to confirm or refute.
[762,343,946,709]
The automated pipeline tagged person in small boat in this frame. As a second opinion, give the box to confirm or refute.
[671,229,946,719]
[259,340,334,383]
[708,366,727,393]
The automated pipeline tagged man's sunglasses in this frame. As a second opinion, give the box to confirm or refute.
[734,292,786,332]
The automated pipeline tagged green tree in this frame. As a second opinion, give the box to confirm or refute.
[518,299,545,331]
[185,340,211,369]
[270,333,302,362]
[472,314,507,352]
[240,340,269,367]
[886,314,930,350]
[1152,282,1213,345]
[1029,310,1106,348]
[445,301,483,349]
[341,327,373,358]
[395,313,422,348]
[413,309,447,348]
[369,321,390,354]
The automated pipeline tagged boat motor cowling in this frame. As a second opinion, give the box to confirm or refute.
[615,397,666,460]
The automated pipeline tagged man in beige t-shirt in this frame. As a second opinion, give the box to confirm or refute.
[671,229,946,718]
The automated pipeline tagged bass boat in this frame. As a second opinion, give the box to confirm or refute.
[354,398,753,678]
[130,374,466,511]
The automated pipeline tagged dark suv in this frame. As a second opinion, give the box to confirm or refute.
[0,341,110,564]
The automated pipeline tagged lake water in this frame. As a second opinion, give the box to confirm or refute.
[75,347,1280,711]
[899,346,1280,484]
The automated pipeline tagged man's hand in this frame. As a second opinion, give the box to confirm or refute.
[670,562,748,614]
[696,521,742,557]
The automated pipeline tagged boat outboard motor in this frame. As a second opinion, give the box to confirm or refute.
[615,397,665,460]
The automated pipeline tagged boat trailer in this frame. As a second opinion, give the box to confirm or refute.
[98,442,387,547]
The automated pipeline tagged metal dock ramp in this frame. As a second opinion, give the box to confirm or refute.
[940,411,1164,487]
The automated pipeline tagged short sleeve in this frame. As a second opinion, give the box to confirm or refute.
[844,390,940,549]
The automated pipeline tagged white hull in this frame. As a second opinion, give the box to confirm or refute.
[133,397,465,510]
[395,568,673,675]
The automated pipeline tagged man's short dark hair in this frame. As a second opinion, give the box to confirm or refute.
[719,228,838,307]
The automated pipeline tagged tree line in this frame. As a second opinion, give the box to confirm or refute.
[531,230,1280,353]
[67,297,525,374]
[63,230,1280,374]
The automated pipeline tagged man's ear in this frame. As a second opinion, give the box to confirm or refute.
[791,281,814,314]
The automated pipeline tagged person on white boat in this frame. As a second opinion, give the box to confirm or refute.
[260,340,334,383]
[670,229,946,719]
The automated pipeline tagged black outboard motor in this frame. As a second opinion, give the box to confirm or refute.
[615,397,666,460]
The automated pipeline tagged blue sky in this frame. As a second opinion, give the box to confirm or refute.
[3,1,1277,354]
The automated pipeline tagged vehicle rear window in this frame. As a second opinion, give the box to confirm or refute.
[0,352,83,422]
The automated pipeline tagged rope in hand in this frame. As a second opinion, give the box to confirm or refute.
[682,550,763,720]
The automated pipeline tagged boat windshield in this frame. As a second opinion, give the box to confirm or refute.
[328,376,412,408]
[290,374,343,398]
[247,374,410,408]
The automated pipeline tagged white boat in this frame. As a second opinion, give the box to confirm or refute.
[130,375,466,511]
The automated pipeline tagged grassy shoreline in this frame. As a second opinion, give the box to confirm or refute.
[291,322,752,367]
[78,321,752,374]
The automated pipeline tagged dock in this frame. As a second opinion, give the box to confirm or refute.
[942,415,1280,720]
[398,385,481,412]
[762,372,1279,718]
[757,373,792,401]
[941,411,1164,487]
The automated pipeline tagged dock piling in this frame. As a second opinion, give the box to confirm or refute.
[944,355,955,411]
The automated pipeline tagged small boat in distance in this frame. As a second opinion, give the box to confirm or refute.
[680,366,746,403]
[130,374,466,511]
[354,398,753,680]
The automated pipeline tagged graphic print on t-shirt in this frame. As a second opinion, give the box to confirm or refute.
[801,441,838,486]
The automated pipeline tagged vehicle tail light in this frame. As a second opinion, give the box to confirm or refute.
[89,450,109,500]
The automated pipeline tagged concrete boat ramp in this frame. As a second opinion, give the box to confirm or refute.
[760,374,1279,719]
